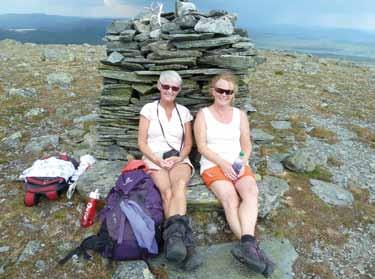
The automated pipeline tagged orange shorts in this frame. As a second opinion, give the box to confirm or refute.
[201,165,255,187]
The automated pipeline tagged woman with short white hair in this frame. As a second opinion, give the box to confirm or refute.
[138,70,200,270]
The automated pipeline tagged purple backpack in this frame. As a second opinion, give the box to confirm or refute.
[99,168,163,260]
[59,167,163,265]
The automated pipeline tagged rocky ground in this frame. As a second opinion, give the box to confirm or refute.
[0,39,374,278]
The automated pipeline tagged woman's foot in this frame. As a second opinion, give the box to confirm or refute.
[231,241,275,278]
[163,215,187,263]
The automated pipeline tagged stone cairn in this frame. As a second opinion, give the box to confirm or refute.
[96,0,261,160]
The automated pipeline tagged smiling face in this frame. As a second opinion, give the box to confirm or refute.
[211,78,235,106]
[157,77,181,103]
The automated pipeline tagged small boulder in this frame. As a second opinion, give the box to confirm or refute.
[282,149,317,172]
[7,88,38,98]
[271,121,291,130]
[112,261,155,279]
[107,52,124,64]
[25,108,47,118]
[47,72,74,89]
[17,241,42,264]
[2,131,22,150]
[251,129,274,143]
[41,48,75,62]
[24,135,59,155]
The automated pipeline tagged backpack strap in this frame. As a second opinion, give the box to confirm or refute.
[58,225,113,265]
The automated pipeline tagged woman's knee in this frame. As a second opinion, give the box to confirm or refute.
[221,193,240,210]
[241,183,259,201]
[171,179,187,197]
[161,188,172,203]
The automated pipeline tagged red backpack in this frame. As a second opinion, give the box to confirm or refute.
[24,154,78,206]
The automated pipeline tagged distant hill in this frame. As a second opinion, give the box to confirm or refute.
[0,13,116,44]
[245,24,375,65]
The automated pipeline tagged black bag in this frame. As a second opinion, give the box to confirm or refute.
[162,148,180,159]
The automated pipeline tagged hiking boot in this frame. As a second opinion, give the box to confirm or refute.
[165,235,187,263]
[181,246,203,271]
[231,241,275,278]
[179,216,203,271]
[163,215,187,263]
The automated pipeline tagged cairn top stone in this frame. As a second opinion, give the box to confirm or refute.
[194,16,234,35]
[176,0,198,16]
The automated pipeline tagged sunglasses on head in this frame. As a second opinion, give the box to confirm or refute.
[214,87,234,96]
[160,82,180,92]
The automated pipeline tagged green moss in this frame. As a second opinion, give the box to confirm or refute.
[304,166,333,182]
[274,70,284,75]
[53,210,68,220]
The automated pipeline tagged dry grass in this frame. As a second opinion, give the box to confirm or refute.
[307,127,338,144]
[327,156,344,167]
[349,125,375,148]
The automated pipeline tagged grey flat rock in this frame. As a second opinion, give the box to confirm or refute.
[266,156,285,176]
[77,160,124,198]
[258,176,289,218]
[112,261,155,279]
[149,238,298,279]
[251,129,274,143]
[309,179,354,206]
[271,121,291,130]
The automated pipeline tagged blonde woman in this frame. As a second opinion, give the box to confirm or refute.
[194,72,274,277]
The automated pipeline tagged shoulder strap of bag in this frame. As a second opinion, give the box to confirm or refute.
[156,100,184,152]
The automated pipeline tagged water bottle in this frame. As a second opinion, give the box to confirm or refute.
[232,151,245,174]
[81,189,100,228]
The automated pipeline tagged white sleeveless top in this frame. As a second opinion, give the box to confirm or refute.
[199,107,242,174]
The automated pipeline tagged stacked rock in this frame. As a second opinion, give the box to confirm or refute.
[96,0,260,160]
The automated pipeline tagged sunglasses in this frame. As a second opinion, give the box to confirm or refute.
[214,87,234,96]
[160,83,180,92]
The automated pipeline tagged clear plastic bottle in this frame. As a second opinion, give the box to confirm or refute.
[232,151,245,174]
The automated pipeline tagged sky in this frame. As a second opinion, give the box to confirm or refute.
[1,0,375,31]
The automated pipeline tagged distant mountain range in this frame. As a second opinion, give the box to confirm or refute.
[0,13,115,44]
[1,13,375,65]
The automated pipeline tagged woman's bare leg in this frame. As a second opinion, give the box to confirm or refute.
[150,169,173,217]
[210,180,242,239]
[168,163,191,216]
[235,176,259,236]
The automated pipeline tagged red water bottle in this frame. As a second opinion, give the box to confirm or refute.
[81,189,100,228]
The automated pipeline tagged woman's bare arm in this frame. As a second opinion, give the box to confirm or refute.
[239,110,252,164]
[138,115,163,167]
